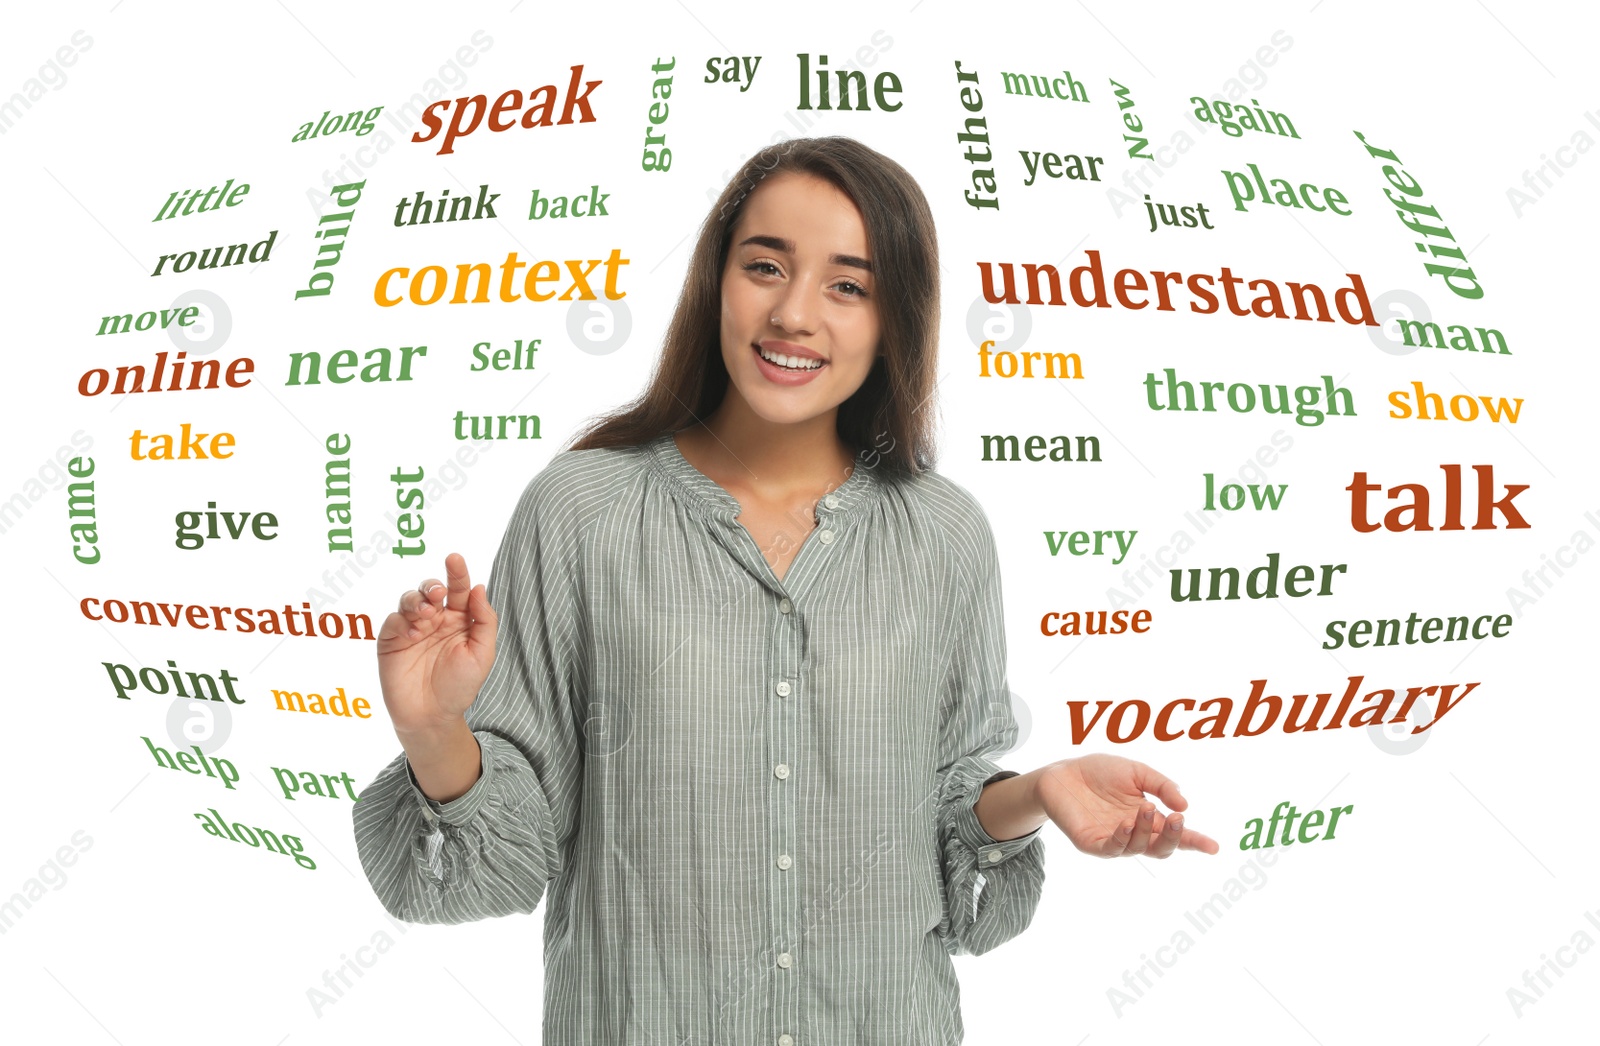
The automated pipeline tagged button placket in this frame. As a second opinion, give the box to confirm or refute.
[769,587,802,1038]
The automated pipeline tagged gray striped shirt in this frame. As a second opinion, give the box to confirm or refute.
[353,431,1045,1045]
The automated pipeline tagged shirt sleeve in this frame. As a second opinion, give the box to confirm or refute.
[932,490,1046,957]
[352,458,591,925]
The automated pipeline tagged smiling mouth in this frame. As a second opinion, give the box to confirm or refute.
[754,343,827,371]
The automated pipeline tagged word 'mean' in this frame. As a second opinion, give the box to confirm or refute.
[412,64,602,155]
[981,433,1101,463]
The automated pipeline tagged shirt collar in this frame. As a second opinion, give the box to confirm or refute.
[644,431,882,526]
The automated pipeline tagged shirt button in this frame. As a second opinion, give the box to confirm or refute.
[778,1035,795,1046]
[775,681,791,697]
[819,529,834,544]
[777,853,792,870]
[986,849,1003,864]
[778,598,793,614]
[777,952,793,969]
[824,495,839,509]
[774,763,790,780]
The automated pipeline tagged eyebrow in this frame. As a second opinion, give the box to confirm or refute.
[737,234,873,274]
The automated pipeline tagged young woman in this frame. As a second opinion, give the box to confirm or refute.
[355,136,1218,1044]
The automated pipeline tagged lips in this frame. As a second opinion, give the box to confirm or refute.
[755,341,826,369]
[751,342,828,386]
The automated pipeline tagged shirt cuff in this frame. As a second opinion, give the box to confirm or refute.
[404,732,494,827]
[953,769,1043,867]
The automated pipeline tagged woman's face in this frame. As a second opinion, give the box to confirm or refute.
[718,170,881,428]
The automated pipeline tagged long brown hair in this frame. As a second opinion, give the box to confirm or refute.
[565,136,940,476]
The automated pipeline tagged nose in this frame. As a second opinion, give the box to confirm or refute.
[770,277,820,335]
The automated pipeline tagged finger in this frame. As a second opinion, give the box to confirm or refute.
[1179,827,1221,855]
[376,611,411,645]
[419,578,444,617]
[1100,814,1136,858]
[1122,804,1156,856]
[381,605,425,643]
[466,583,498,649]
[1146,813,1183,859]
[397,590,435,635]
[445,553,473,613]
[1132,762,1187,812]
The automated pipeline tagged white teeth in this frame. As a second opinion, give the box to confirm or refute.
[758,345,823,371]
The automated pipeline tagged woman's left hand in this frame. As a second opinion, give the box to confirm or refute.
[1036,754,1220,858]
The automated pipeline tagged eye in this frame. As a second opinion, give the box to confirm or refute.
[743,261,781,277]
[834,279,869,299]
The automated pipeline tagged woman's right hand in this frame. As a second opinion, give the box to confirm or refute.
[376,552,499,741]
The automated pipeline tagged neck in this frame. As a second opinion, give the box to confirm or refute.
[692,395,855,497]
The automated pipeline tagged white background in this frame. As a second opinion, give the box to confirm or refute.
[1,0,1595,1042]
